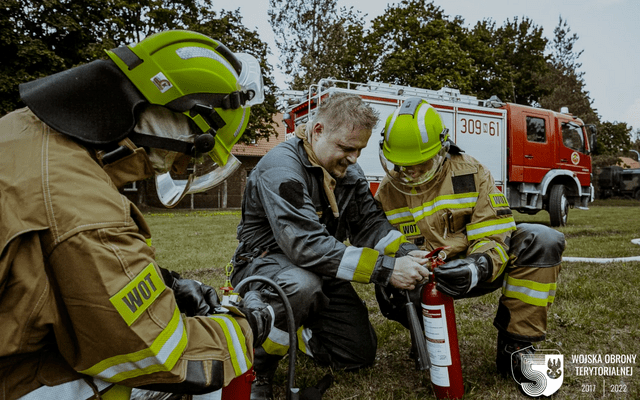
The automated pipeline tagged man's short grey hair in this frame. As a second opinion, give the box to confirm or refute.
[306,92,379,137]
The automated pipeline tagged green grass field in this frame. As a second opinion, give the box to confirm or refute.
[145,200,640,399]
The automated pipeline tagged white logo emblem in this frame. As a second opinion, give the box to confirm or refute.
[513,349,563,397]
[151,72,173,93]
[571,152,580,165]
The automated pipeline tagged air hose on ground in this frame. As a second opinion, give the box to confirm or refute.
[562,238,640,263]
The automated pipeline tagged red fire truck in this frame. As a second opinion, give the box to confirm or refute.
[282,79,596,226]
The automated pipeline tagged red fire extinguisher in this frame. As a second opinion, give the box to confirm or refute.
[422,247,464,400]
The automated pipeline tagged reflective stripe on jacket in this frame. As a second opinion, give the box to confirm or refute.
[18,377,131,400]
[233,137,415,285]
[375,152,516,280]
[0,108,252,399]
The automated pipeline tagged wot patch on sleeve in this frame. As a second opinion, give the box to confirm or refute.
[279,180,305,209]
[452,174,476,194]
[489,193,509,208]
[110,263,166,326]
[399,221,421,238]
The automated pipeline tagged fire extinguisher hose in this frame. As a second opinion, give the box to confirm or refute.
[403,289,431,371]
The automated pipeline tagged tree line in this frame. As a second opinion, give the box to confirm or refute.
[269,0,637,158]
[0,0,279,142]
[1,0,637,156]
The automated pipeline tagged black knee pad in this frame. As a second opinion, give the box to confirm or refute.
[510,223,566,267]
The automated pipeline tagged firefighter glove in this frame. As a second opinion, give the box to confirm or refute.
[433,253,492,298]
[237,291,274,348]
[161,268,223,316]
[375,284,423,330]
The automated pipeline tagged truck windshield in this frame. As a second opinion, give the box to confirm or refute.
[561,122,585,153]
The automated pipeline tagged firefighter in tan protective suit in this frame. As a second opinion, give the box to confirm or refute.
[374,98,566,385]
[0,30,273,400]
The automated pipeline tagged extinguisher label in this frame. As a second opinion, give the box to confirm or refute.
[422,304,453,366]
[430,365,451,388]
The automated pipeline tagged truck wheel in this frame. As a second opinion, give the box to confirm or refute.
[549,185,568,227]
[635,189,640,201]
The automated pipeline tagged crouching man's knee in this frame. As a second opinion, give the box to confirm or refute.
[509,223,566,267]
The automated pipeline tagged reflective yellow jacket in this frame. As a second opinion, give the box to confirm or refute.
[375,152,516,280]
[0,108,252,399]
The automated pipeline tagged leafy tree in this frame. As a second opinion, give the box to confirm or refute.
[467,17,549,104]
[537,17,598,125]
[197,9,279,142]
[268,0,368,90]
[463,20,500,99]
[595,121,632,155]
[0,0,278,142]
[0,0,68,114]
[316,7,371,85]
[365,0,473,91]
[632,129,640,153]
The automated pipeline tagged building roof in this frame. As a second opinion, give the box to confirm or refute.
[231,113,288,157]
[617,157,640,169]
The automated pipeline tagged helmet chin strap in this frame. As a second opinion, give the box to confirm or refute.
[104,102,224,165]
[127,131,216,156]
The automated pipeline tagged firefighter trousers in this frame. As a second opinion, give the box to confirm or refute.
[464,223,565,342]
[376,223,564,343]
[234,263,377,374]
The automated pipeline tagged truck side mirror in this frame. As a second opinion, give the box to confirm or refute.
[586,124,597,155]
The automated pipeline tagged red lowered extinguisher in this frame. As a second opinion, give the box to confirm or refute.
[422,247,464,400]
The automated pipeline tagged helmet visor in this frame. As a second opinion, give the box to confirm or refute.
[155,153,241,208]
[380,143,448,188]
[236,53,264,107]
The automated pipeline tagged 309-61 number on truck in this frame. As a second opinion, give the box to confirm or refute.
[459,118,500,136]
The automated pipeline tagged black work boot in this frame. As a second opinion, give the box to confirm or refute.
[251,348,281,400]
[251,371,275,400]
[496,332,535,383]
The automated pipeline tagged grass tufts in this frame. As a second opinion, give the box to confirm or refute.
[145,201,640,399]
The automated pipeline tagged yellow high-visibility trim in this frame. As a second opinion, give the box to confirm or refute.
[210,314,252,377]
[262,337,289,356]
[384,207,414,225]
[101,384,132,399]
[353,248,378,283]
[382,233,411,256]
[503,276,557,307]
[503,290,556,307]
[467,217,516,240]
[413,193,478,222]
[297,327,307,354]
[80,306,187,382]
[386,194,478,225]
[492,243,510,280]
[470,240,490,253]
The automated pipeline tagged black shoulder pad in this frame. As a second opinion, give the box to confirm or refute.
[452,174,476,194]
[279,180,305,209]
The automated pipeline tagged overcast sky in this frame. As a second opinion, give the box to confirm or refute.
[215,0,640,132]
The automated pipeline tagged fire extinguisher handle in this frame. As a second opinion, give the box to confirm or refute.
[403,290,431,371]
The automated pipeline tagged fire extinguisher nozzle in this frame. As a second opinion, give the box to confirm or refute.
[403,290,431,371]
